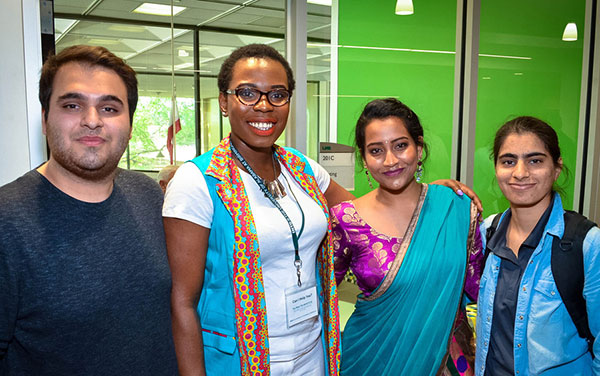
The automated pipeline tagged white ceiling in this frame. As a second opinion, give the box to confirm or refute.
[54,0,332,97]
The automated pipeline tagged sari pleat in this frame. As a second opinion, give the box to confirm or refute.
[340,185,471,376]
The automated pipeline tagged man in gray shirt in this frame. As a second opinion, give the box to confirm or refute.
[0,45,178,375]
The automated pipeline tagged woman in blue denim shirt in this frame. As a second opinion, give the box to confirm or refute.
[476,116,600,376]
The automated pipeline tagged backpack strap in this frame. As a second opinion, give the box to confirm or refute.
[483,213,501,265]
[551,210,597,357]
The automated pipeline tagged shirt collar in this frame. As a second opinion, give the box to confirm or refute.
[488,193,555,253]
[522,196,553,248]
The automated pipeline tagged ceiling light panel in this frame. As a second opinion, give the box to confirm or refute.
[108,24,147,33]
[133,3,186,16]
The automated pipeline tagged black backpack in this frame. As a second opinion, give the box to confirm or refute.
[484,210,596,356]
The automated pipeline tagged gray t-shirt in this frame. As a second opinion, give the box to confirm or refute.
[0,169,178,375]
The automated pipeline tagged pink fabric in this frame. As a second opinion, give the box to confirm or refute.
[331,201,483,300]
[331,201,403,297]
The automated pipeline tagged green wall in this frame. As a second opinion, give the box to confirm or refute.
[338,0,457,196]
[474,0,585,215]
[338,0,586,215]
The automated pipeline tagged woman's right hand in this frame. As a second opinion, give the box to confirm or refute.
[164,217,210,376]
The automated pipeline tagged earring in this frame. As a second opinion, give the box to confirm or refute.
[363,162,374,189]
[415,160,423,183]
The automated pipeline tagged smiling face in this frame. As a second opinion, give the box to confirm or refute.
[495,132,562,210]
[363,116,423,193]
[43,62,132,181]
[219,57,289,153]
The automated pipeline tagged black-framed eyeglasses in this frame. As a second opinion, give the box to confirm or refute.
[225,87,291,107]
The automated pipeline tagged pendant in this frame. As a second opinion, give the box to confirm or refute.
[265,178,286,199]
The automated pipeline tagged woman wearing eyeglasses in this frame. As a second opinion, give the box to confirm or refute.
[162,44,352,376]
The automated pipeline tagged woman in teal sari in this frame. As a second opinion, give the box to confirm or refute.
[331,98,482,375]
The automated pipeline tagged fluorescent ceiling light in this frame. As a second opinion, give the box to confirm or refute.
[133,3,186,16]
[395,0,414,15]
[562,22,577,41]
[109,25,145,33]
[307,0,331,6]
[178,49,189,57]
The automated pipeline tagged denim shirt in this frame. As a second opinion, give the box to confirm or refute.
[475,194,600,376]
[484,202,551,376]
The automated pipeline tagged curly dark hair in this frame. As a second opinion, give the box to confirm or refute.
[217,44,295,95]
[39,45,138,126]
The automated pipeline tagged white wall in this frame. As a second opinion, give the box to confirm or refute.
[0,0,46,186]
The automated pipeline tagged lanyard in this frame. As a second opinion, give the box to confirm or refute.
[230,143,306,287]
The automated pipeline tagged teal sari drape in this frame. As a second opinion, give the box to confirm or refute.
[340,185,472,376]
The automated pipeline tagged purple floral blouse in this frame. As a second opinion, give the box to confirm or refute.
[331,201,483,300]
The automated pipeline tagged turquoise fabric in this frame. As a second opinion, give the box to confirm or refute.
[340,185,472,376]
[191,147,240,376]
[189,145,323,376]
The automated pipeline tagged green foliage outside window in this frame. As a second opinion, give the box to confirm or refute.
[119,96,196,171]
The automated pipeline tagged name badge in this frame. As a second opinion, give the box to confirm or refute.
[285,284,318,328]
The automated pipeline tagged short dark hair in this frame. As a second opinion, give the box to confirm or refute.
[39,45,138,126]
[217,44,295,95]
[492,116,561,167]
[355,98,428,161]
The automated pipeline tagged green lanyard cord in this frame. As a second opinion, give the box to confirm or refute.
[230,142,306,286]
